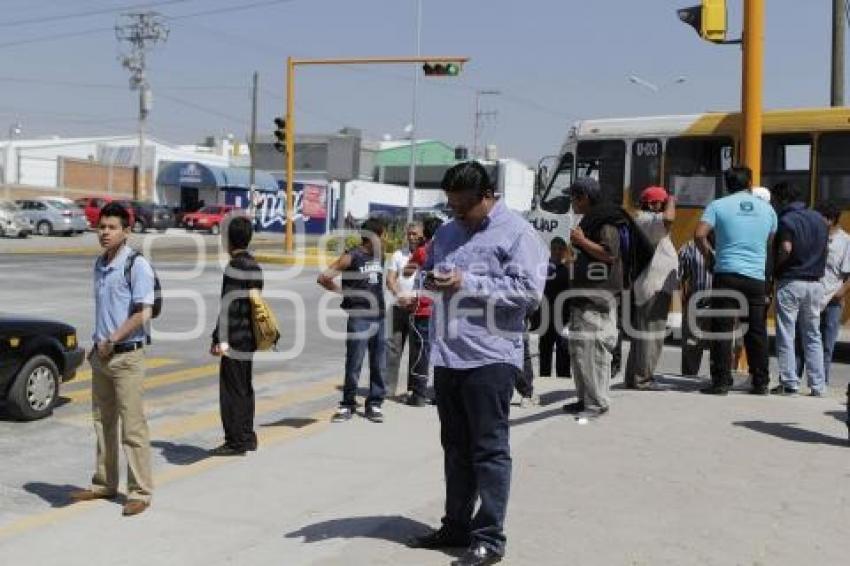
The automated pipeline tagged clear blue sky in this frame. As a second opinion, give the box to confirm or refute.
[0,0,841,164]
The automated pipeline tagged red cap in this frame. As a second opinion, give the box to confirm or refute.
[640,186,668,203]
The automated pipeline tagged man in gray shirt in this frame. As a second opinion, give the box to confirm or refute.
[407,161,547,566]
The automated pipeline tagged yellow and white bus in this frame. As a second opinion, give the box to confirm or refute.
[528,106,850,248]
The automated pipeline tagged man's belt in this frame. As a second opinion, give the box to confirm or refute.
[113,341,144,354]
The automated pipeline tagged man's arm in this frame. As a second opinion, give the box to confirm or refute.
[108,308,152,344]
[317,253,352,294]
[386,267,400,295]
[570,227,614,263]
[662,196,676,231]
[774,232,790,270]
[694,221,715,265]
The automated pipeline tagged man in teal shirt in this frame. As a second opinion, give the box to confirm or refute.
[695,166,778,395]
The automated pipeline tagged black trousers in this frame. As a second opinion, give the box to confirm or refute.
[539,324,570,377]
[515,334,535,398]
[709,273,769,388]
[219,356,257,450]
[434,364,516,555]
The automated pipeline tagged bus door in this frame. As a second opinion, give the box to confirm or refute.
[528,152,574,245]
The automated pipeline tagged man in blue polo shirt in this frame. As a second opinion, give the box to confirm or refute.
[695,166,778,395]
[771,182,829,396]
[70,202,155,517]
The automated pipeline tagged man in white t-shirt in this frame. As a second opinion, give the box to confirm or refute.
[385,221,424,398]
[625,186,676,390]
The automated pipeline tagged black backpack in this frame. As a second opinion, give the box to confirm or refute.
[124,251,163,319]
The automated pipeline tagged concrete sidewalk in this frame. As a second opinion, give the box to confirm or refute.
[0,364,847,566]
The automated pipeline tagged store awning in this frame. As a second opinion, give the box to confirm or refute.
[156,161,279,192]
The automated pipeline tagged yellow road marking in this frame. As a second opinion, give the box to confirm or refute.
[62,363,220,405]
[70,358,179,384]
[0,406,335,540]
[152,378,338,439]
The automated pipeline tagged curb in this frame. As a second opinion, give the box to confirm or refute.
[254,253,327,267]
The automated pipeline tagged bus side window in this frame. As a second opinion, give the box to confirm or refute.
[665,137,733,207]
[762,134,812,202]
[630,138,663,205]
[540,153,574,215]
[817,133,850,206]
[576,140,626,205]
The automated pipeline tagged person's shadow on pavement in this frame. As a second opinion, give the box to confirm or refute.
[22,482,85,508]
[151,440,211,465]
[285,515,432,546]
[733,420,849,447]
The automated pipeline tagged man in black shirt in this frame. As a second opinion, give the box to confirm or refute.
[318,218,388,422]
[210,216,264,456]
[771,182,829,396]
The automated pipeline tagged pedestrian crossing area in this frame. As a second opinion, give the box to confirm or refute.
[0,355,346,537]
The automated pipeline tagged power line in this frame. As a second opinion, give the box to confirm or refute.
[0,0,195,28]
[156,92,247,125]
[0,0,298,50]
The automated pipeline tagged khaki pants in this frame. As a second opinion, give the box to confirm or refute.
[569,306,617,412]
[89,349,153,503]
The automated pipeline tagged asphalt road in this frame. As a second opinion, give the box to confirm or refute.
[1,243,848,565]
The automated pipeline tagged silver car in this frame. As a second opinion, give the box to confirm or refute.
[0,200,32,238]
[15,199,87,236]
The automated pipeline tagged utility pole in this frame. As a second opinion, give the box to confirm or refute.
[406,0,422,224]
[473,90,500,160]
[833,0,846,106]
[249,71,259,219]
[116,12,168,201]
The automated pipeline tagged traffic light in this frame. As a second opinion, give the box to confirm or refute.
[273,117,286,153]
[422,61,462,77]
[678,0,727,43]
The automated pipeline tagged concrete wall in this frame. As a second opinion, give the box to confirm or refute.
[61,158,140,197]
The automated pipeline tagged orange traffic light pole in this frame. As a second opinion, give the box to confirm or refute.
[741,0,764,185]
[283,55,470,254]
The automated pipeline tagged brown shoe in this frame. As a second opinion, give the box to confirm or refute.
[70,489,115,502]
[122,500,150,516]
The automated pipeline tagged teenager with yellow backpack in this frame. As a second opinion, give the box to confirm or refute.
[210,216,275,456]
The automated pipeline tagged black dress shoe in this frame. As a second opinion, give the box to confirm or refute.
[208,444,246,456]
[562,400,585,414]
[749,385,769,395]
[451,544,502,566]
[699,384,729,395]
[407,527,470,549]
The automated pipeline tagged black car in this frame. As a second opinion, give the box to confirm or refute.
[0,317,85,420]
[124,201,176,233]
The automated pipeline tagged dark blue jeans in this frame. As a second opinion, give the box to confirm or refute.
[342,315,387,408]
[434,363,516,556]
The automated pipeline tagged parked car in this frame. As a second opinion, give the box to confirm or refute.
[150,204,177,232]
[15,199,87,236]
[181,204,240,235]
[0,200,32,238]
[74,196,135,230]
[0,316,84,420]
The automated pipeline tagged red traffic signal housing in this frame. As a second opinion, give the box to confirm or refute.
[422,61,462,77]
